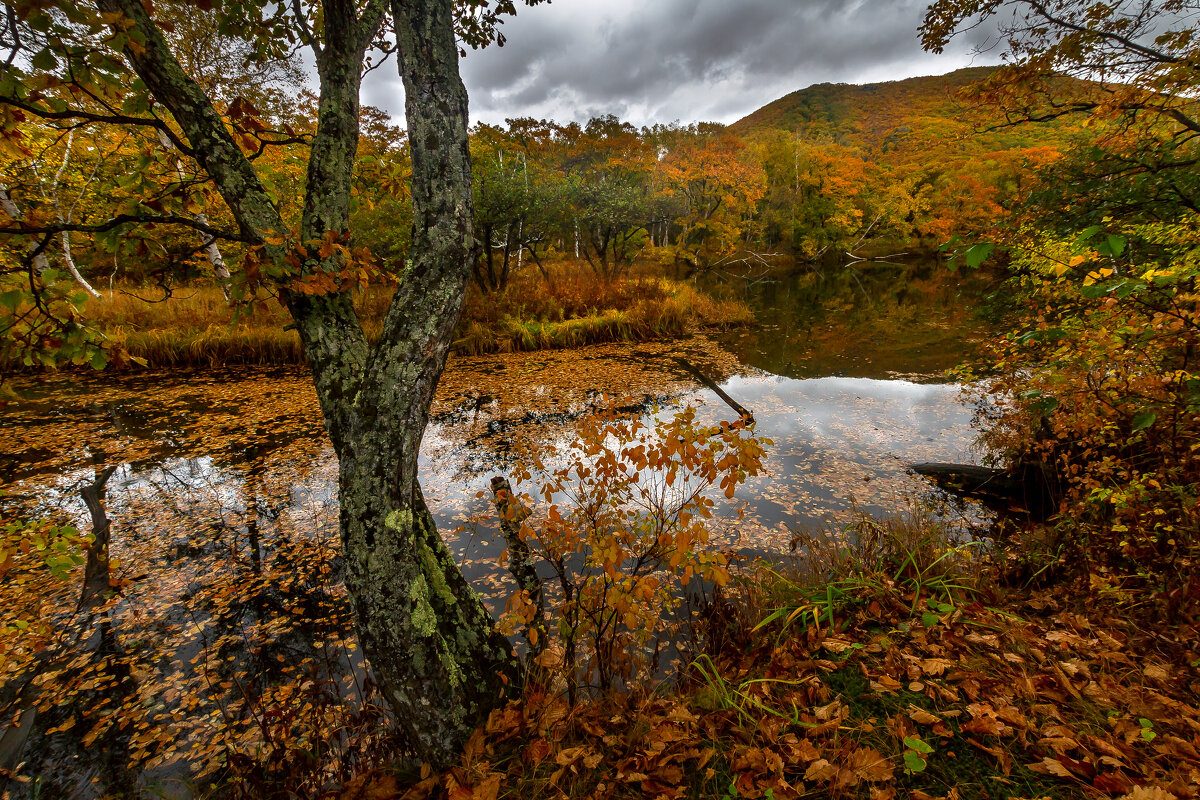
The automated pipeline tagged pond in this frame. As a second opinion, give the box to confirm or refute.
[0,259,995,797]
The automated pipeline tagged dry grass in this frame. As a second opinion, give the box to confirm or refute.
[57,261,752,368]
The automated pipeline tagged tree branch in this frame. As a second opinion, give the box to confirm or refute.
[0,214,253,242]
[290,0,322,59]
[0,95,194,155]
[1025,0,1183,67]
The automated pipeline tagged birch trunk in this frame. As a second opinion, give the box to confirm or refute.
[155,129,232,300]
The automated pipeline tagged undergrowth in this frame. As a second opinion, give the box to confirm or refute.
[332,501,1199,800]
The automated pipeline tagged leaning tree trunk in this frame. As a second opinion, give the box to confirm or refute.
[99,0,517,766]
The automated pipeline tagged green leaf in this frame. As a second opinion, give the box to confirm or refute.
[903,751,927,773]
[921,611,940,628]
[904,735,935,754]
[938,235,962,254]
[121,93,150,116]
[31,48,58,71]
[1032,396,1060,416]
[1131,411,1157,432]
[964,243,994,269]
[1101,234,1126,258]
[89,349,109,371]
[1073,225,1102,248]
[1113,279,1143,299]
[0,290,22,311]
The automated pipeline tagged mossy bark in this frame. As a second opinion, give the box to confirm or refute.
[100,0,518,764]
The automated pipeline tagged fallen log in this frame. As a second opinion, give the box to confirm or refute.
[673,357,753,424]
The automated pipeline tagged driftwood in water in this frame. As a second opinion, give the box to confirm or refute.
[674,357,754,424]
[909,461,1058,517]
[490,476,546,658]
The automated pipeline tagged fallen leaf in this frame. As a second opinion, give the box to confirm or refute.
[805,759,838,782]
[907,704,942,725]
[847,747,894,783]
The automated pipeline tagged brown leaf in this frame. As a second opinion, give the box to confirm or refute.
[963,632,1000,648]
[814,699,843,721]
[523,738,551,765]
[919,658,956,676]
[1118,788,1174,800]
[847,747,894,783]
[555,745,586,766]
[1143,664,1170,682]
[1027,756,1074,779]
[907,704,942,725]
[1093,771,1135,795]
[805,758,838,782]
[336,771,400,800]
[872,674,903,693]
[469,773,502,800]
[1037,736,1079,755]
[962,703,1013,737]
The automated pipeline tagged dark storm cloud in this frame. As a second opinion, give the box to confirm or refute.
[360,0,999,127]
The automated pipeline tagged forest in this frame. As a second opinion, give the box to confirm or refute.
[0,0,1199,798]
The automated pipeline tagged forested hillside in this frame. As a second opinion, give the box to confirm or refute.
[732,67,1086,251]
[734,67,1047,153]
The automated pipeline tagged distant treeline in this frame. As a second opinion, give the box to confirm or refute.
[2,70,1085,299]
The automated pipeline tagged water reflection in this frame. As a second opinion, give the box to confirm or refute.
[700,373,981,554]
[0,269,992,793]
[698,259,992,381]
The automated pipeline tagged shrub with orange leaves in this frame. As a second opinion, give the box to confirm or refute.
[494,403,768,701]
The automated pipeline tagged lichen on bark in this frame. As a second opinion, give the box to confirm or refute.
[99,0,519,767]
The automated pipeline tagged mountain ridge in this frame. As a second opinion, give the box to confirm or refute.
[729,66,1081,163]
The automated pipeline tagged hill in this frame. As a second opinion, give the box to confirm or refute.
[731,66,1080,164]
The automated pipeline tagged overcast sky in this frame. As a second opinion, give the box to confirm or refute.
[361,0,1001,129]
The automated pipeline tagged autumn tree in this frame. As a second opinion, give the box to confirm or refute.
[470,122,552,291]
[560,115,653,278]
[655,124,765,268]
[0,0,543,763]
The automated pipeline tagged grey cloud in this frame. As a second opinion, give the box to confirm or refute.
[360,0,999,128]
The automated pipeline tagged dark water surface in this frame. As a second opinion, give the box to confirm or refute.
[0,260,994,797]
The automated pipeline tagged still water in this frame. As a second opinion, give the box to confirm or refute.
[0,260,994,796]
